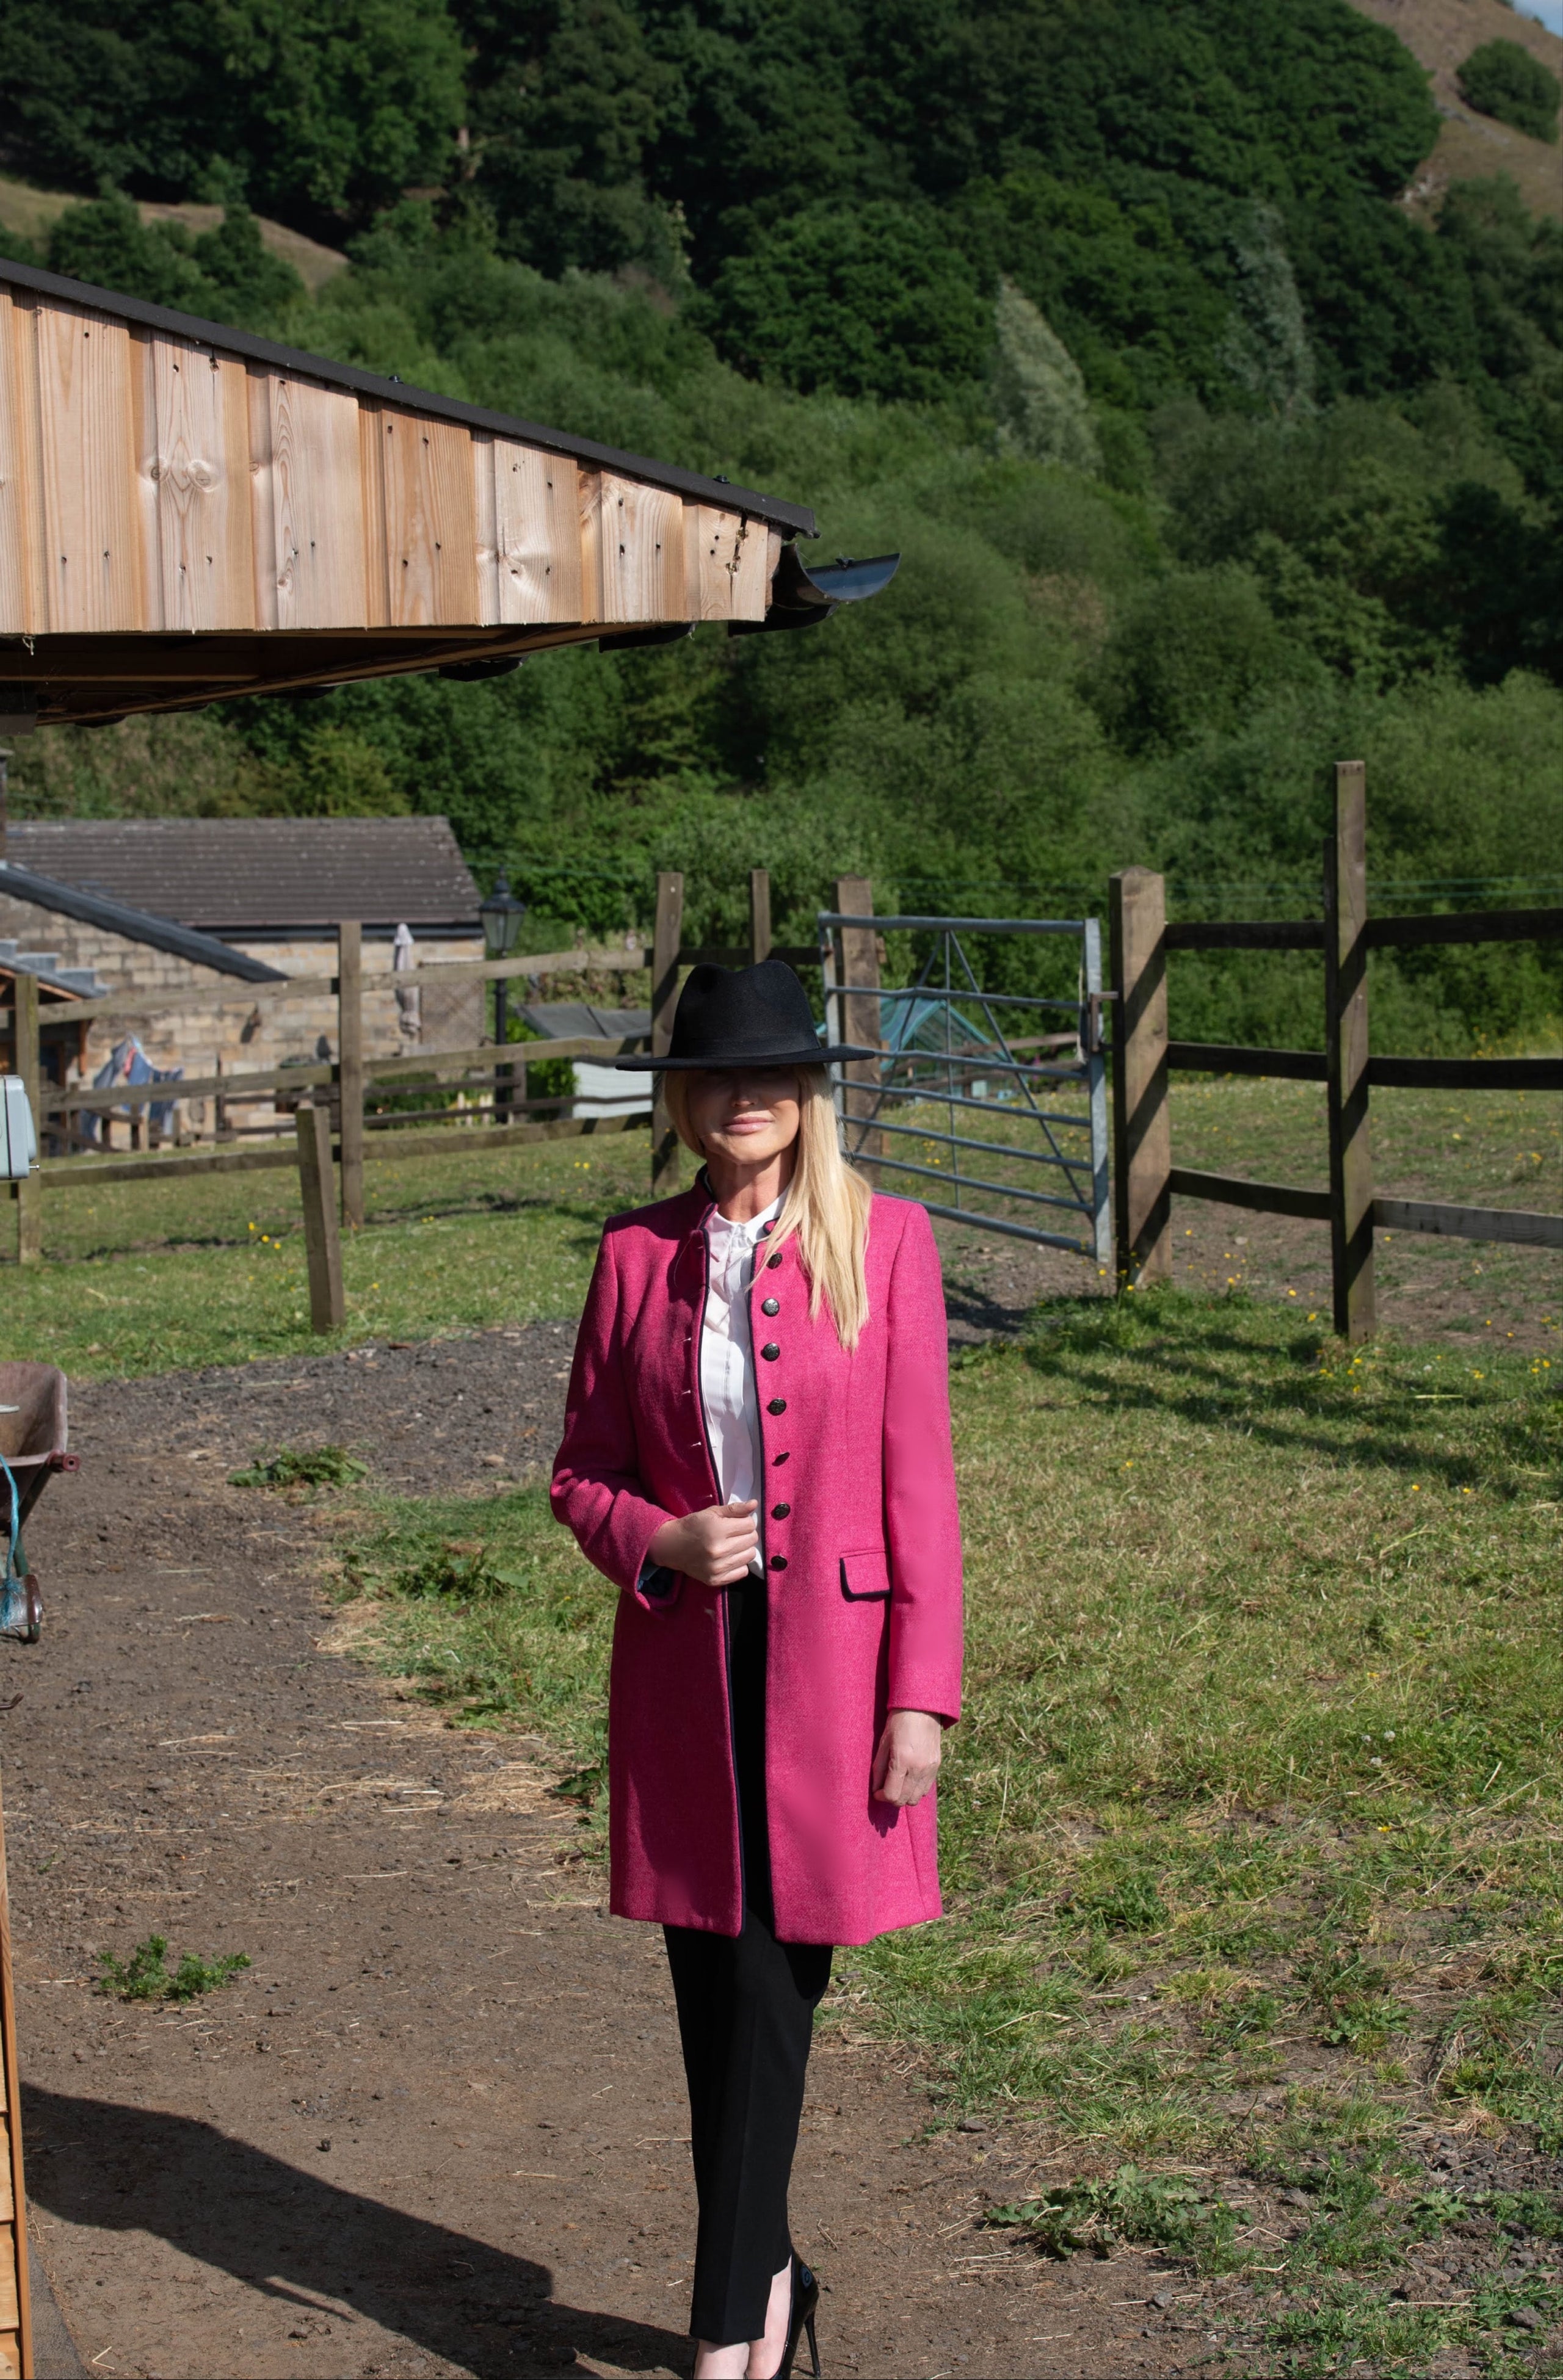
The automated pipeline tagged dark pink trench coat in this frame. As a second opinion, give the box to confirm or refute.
[551,1181,963,1947]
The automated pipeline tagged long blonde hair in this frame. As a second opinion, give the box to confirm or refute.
[662,1065,872,1348]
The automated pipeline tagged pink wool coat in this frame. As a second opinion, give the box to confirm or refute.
[551,1180,963,1947]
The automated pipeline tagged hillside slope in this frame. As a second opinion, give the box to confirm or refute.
[0,173,346,289]
[1347,0,1563,216]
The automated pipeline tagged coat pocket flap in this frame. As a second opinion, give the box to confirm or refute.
[840,1550,891,1602]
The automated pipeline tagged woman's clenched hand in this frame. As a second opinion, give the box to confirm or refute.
[647,1501,760,1589]
[871,1709,943,1806]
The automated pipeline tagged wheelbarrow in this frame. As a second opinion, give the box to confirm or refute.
[0,1362,77,1642]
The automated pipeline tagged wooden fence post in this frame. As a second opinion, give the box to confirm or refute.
[1325,759,1376,1342]
[336,920,364,1229]
[0,1773,33,2380]
[748,869,772,965]
[1108,868,1172,1290]
[13,973,41,1267]
[295,1100,345,1331]
[833,875,882,1174]
[651,871,684,1196]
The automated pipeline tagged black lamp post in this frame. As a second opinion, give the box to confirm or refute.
[480,870,527,1119]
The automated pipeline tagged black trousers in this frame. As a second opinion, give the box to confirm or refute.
[664,1574,833,2346]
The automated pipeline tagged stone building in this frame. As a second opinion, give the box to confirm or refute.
[0,817,484,1137]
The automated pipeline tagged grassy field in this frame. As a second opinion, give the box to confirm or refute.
[302,1282,1562,2378]
[10,1074,1560,2371]
[4,1076,1557,1376]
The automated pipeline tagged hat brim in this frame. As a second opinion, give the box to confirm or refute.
[613,1042,879,1071]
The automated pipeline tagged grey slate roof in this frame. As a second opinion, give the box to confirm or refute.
[4,818,481,936]
[0,863,285,982]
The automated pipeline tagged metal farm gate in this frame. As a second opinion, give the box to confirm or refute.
[818,910,1112,1266]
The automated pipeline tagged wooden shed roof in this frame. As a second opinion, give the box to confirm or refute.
[0,256,837,729]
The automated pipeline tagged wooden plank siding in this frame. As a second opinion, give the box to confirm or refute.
[35,296,142,632]
[491,441,584,623]
[0,272,787,716]
[138,333,256,631]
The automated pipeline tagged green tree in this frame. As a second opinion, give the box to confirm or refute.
[1457,40,1561,144]
[700,201,993,403]
[454,0,682,278]
[46,197,303,327]
[991,281,1101,471]
[0,0,465,235]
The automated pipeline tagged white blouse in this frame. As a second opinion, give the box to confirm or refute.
[701,1190,783,1573]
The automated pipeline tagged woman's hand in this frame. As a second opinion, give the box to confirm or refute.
[872,1709,943,1806]
[647,1501,760,1588]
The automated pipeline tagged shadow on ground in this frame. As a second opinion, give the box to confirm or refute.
[27,2087,688,2378]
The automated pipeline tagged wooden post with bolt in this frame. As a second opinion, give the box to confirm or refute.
[1325,760,1376,1342]
[13,973,41,1267]
[833,875,882,1176]
[294,1099,345,1332]
[1108,867,1172,1291]
[650,871,685,1196]
[335,921,364,1230]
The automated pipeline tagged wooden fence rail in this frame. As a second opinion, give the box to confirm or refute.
[5,927,656,1295]
[1112,762,1563,1337]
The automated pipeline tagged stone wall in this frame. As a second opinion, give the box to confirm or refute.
[0,887,486,1143]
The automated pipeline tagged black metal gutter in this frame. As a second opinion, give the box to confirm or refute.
[0,862,286,982]
[0,256,818,540]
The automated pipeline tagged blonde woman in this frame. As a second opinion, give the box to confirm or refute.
[553,960,963,2380]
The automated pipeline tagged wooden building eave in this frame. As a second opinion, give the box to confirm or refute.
[0,256,860,728]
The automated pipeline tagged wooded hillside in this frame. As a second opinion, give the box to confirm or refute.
[1,0,1559,1050]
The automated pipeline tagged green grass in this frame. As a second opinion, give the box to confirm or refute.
[327,1284,1562,2377]
[4,1128,667,1378]
[8,1076,1553,1378]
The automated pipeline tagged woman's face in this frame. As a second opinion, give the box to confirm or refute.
[684,1068,802,1170]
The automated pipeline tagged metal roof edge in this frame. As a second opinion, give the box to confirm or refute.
[0,254,818,540]
[0,861,288,982]
[0,950,101,1000]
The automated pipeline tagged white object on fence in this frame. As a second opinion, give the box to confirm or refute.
[393,922,421,1041]
[1,1078,37,1178]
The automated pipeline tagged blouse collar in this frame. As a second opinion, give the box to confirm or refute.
[705,1186,785,1246]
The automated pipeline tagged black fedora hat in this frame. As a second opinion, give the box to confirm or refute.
[614,958,877,1071]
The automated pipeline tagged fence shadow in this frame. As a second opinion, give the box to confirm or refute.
[1021,1303,1546,1494]
[25,2085,686,2379]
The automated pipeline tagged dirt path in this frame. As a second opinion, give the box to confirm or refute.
[2,1326,1231,2380]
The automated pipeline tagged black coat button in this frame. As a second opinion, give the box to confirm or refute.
[767,1398,786,1416]
[771,1502,791,1519]
[769,1553,788,1570]
[773,1449,789,1463]
[761,1297,780,1316]
[760,1342,780,1361]
[766,1252,783,1268]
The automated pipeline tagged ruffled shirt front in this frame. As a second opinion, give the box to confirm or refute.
[701,1190,783,1575]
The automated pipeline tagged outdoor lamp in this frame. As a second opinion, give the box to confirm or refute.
[481,872,528,1119]
[481,870,527,960]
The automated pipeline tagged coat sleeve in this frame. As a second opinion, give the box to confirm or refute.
[551,1225,680,1604]
[880,1201,964,1724]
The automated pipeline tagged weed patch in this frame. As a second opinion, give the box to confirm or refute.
[990,2165,1242,2266]
[96,1934,250,2003]
[230,1445,368,1491]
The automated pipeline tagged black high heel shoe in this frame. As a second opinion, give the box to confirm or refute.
[776,2251,821,2379]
